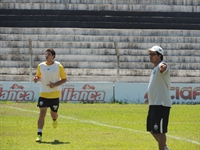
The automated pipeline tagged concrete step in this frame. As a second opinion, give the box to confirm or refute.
[0,61,199,70]
[2,21,199,29]
[119,56,200,63]
[1,0,199,5]
[0,3,200,12]
[1,48,199,56]
[71,0,199,5]
[120,62,200,70]
[1,15,199,25]
[0,54,117,62]
[1,41,200,50]
[1,54,200,63]
[0,74,199,83]
[1,28,200,37]
[1,10,200,29]
[117,76,200,83]
[2,13,199,20]
[1,34,200,43]
[0,61,117,68]
[1,68,199,77]
[1,9,199,18]
[79,76,200,83]
[0,48,117,55]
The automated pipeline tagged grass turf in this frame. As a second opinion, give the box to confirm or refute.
[0,102,199,150]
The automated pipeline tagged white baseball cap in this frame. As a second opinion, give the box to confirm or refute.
[147,46,164,55]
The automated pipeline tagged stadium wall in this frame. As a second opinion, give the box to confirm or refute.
[0,81,199,104]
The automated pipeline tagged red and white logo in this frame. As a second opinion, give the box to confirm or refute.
[82,84,95,90]
[10,84,24,89]
[61,84,106,102]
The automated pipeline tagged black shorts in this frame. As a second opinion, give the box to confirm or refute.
[146,105,171,134]
[37,97,59,112]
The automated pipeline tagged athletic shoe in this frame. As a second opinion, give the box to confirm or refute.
[35,135,42,142]
[164,146,170,150]
[53,120,58,128]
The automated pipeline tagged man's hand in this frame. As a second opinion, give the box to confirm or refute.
[46,79,66,88]
[47,82,56,88]
[159,63,167,73]
[33,76,40,83]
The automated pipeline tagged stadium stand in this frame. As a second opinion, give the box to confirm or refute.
[0,0,200,83]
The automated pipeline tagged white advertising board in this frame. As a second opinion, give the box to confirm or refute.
[0,82,114,103]
[1,81,199,104]
[0,81,40,101]
[115,83,200,104]
[114,83,147,104]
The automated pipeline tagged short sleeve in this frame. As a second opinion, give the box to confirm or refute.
[59,63,67,79]
[36,65,42,77]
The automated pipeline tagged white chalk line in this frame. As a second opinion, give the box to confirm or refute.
[3,106,200,146]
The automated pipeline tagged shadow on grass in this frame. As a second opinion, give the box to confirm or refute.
[40,140,70,145]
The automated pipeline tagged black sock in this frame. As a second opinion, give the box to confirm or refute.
[37,132,42,136]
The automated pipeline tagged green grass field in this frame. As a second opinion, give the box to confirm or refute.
[0,102,200,150]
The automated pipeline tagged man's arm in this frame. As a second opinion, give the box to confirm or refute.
[33,65,41,83]
[47,78,66,88]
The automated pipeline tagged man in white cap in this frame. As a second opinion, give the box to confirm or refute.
[146,46,172,150]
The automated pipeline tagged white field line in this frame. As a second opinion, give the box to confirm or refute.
[3,106,200,146]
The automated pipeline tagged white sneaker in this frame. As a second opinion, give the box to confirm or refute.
[164,146,170,150]
[35,135,42,142]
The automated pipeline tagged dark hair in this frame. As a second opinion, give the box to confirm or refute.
[46,48,56,59]
[156,51,163,60]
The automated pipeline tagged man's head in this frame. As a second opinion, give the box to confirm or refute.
[147,46,164,65]
[147,46,163,56]
[45,48,56,60]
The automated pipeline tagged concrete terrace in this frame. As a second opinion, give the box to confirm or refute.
[0,0,200,83]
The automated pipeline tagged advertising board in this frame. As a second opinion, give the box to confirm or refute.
[0,82,39,102]
[0,82,114,103]
[1,81,199,104]
[114,83,200,104]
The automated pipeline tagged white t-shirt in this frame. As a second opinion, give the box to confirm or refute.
[147,61,172,107]
[39,61,61,92]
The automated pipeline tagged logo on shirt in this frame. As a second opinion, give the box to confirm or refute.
[47,68,50,70]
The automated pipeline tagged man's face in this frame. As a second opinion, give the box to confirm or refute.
[45,51,54,61]
[149,51,160,64]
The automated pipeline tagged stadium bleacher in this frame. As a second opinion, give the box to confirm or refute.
[0,0,200,83]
